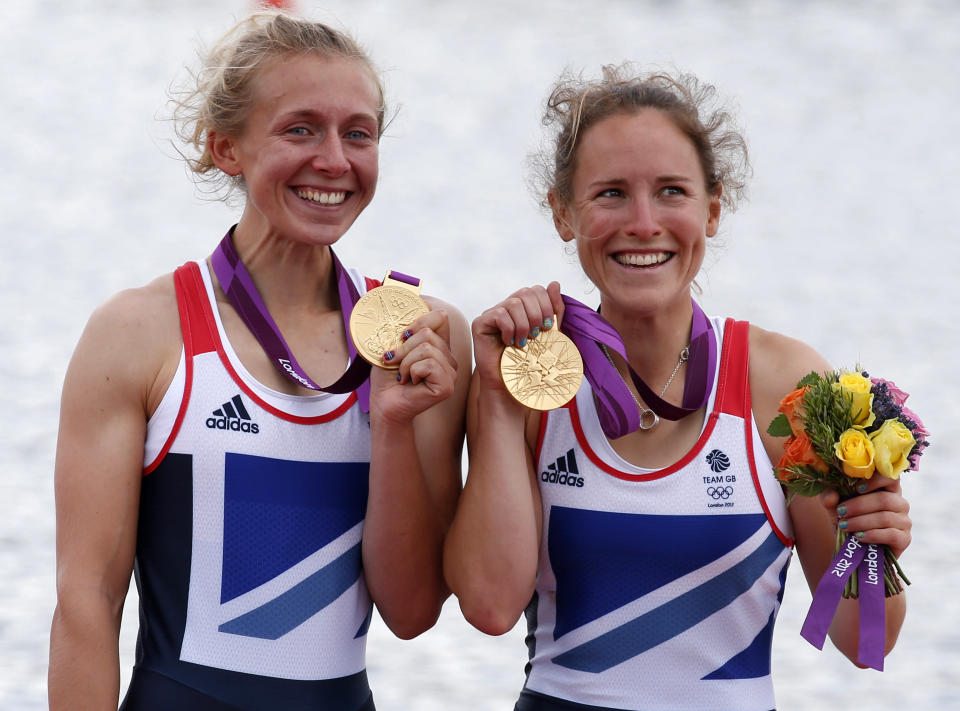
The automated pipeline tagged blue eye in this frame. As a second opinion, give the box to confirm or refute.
[597,188,623,198]
[287,127,310,136]
[662,186,685,196]
[345,129,372,140]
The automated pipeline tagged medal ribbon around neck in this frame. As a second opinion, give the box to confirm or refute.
[210,227,371,412]
[559,295,717,439]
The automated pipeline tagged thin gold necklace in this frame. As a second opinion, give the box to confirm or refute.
[599,343,689,431]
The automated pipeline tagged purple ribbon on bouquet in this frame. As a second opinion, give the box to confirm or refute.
[210,227,371,411]
[558,295,717,439]
[800,535,886,671]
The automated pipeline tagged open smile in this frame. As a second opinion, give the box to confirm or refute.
[295,188,348,206]
[613,251,674,268]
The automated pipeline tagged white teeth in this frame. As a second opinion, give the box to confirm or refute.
[296,189,346,205]
[615,252,670,267]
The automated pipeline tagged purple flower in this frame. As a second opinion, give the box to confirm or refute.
[871,377,909,407]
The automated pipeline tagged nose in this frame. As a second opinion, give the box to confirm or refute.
[311,134,350,177]
[625,194,661,239]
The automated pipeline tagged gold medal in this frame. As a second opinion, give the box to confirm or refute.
[500,324,583,410]
[349,271,430,369]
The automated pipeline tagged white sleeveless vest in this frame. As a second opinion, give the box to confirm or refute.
[522,318,794,711]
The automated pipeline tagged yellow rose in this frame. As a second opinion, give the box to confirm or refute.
[834,428,876,479]
[833,372,876,427]
[870,419,916,479]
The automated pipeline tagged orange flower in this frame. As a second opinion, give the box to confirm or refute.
[775,431,828,482]
[777,387,810,437]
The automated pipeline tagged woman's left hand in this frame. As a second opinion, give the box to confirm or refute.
[368,309,459,423]
[821,476,912,559]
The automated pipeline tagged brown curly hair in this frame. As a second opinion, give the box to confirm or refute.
[530,64,750,213]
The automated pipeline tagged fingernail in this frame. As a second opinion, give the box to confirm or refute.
[396,373,402,382]
[509,337,515,346]
[856,482,868,494]
[856,531,866,540]
[519,337,527,347]
[837,504,847,518]
[383,350,395,361]
[542,318,553,329]
[402,330,412,341]
[838,520,848,530]
[530,327,540,339]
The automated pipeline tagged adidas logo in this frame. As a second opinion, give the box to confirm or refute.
[541,449,583,488]
[205,394,260,434]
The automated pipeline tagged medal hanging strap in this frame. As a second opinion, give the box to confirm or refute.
[210,228,370,410]
[386,270,421,287]
[559,295,717,438]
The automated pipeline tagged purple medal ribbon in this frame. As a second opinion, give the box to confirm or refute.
[800,535,886,671]
[210,227,371,411]
[559,295,717,439]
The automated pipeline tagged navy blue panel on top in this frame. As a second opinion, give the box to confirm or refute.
[703,554,790,680]
[547,507,766,639]
[551,531,786,673]
[221,453,369,603]
[135,452,195,673]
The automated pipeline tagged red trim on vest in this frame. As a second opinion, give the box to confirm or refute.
[725,320,794,547]
[177,261,357,429]
[144,265,203,475]
[717,318,748,418]
[567,394,723,481]
[365,276,381,291]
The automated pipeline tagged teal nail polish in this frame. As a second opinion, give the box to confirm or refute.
[837,504,847,518]
[530,327,540,338]
[519,337,527,347]
[856,531,866,540]
[396,373,402,382]
[856,482,868,494]
[543,318,553,329]
[509,338,515,346]
[838,520,848,530]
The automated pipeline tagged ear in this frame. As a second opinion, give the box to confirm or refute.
[547,191,576,243]
[705,186,722,238]
[207,129,243,177]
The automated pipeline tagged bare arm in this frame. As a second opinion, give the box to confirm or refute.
[444,284,564,635]
[48,279,180,710]
[749,325,909,664]
[362,299,471,639]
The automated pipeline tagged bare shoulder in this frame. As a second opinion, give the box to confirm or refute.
[69,272,182,413]
[423,295,472,359]
[747,323,833,461]
[748,323,832,409]
[423,295,469,331]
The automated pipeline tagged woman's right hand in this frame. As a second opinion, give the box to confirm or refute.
[471,281,566,387]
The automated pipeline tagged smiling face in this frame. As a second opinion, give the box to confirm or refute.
[552,109,721,320]
[209,52,381,247]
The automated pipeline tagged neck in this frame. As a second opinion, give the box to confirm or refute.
[600,293,695,382]
[227,212,340,314]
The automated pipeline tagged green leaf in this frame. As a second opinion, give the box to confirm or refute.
[767,413,792,437]
[797,371,821,388]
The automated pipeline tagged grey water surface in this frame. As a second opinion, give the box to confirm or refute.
[2,0,958,708]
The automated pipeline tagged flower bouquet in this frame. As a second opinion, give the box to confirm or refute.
[767,369,928,670]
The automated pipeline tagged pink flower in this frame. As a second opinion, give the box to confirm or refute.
[871,377,909,407]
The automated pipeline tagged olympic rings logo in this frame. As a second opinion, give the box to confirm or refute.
[706,486,734,500]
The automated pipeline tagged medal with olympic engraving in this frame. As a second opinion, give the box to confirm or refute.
[500,322,583,410]
[349,270,430,369]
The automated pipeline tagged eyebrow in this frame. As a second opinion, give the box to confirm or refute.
[586,174,697,190]
[277,109,378,124]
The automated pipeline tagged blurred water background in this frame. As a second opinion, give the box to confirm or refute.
[2,0,958,708]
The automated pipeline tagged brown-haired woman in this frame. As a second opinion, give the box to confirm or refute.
[444,65,910,711]
[49,12,469,711]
